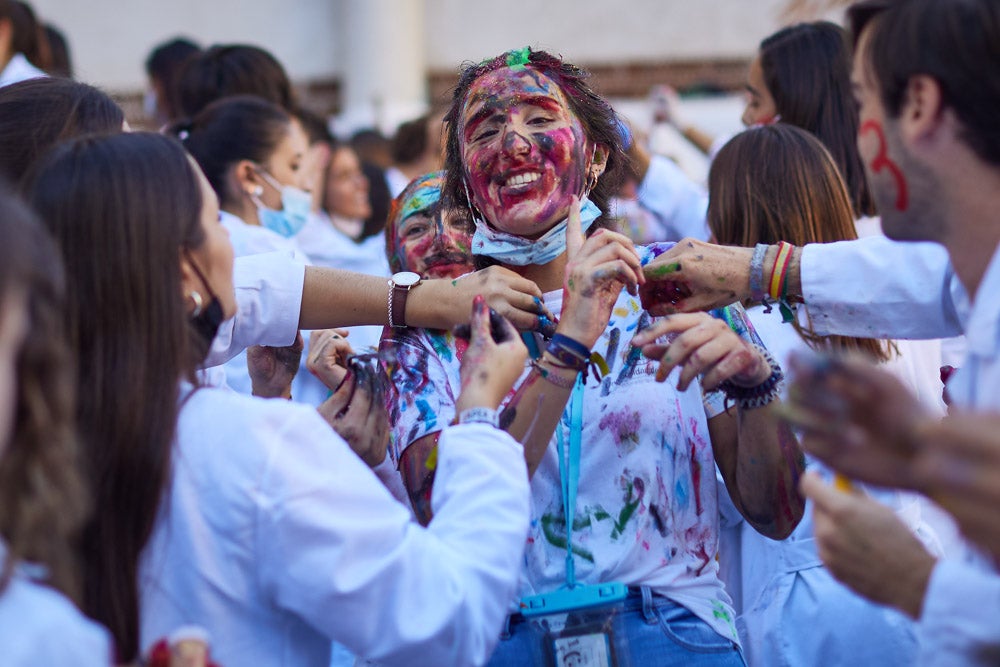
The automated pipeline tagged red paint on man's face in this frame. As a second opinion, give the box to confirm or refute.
[859,120,909,212]
[395,207,475,280]
[460,67,590,238]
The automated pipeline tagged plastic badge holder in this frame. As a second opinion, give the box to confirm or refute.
[520,582,628,618]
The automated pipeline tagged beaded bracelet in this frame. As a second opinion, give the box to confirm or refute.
[531,358,578,389]
[749,243,768,303]
[717,345,784,410]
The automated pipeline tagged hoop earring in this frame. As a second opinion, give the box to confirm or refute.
[189,290,204,317]
[585,171,599,196]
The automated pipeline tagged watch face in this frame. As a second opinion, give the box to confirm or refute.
[392,271,422,287]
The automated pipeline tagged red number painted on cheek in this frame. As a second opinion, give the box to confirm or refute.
[860,120,909,212]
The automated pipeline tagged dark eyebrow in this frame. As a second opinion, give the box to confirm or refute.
[464,105,502,138]
[463,93,563,138]
[744,84,760,98]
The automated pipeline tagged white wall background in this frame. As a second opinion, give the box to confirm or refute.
[27,0,844,94]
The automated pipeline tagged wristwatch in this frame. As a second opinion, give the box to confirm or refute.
[388,271,422,328]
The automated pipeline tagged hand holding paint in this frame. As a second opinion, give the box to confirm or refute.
[317,351,390,467]
[639,260,692,311]
[640,239,757,315]
[778,350,927,490]
[455,295,529,412]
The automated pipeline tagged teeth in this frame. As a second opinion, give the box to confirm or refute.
[505,172,540,187]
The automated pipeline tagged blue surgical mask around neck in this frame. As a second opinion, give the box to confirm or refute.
[252,168,312,238]
[469,195,602,266]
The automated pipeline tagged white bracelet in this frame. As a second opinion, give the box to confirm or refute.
[458,407,499,428]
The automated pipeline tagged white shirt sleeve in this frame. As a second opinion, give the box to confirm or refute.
[255,418,530,666]
[204,252,306,367]
[799,236,967,339]
[637,154,710,242]
[917,560,1000,665]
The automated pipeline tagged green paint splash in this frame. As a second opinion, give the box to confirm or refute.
[645,262,681,278]
[506,47,531,71]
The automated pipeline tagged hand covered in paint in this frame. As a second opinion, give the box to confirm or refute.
[800,471,936,619]
[247,332,304,399]
[306,328,353,390]
[557,197,644,348]
[317,353,389,467]
[641,239,753,315]
[631,313,772,391]
[781,352,928,489]
[444,265,556,336]
[455,295,528,412]
[911,412,1000,559]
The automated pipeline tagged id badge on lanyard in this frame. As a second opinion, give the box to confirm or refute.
[518,374,629,667]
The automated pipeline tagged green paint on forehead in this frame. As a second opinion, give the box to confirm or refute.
[505,46,532,71]
[395,172,445,224]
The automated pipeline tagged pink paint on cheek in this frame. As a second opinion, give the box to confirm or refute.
[860,120,909,211]
[405,235,435,274]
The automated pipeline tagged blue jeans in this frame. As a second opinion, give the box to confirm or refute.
[487,587,745,666]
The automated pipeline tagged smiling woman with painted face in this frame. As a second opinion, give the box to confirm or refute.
[385,171,476,280]
[383,47,804,665]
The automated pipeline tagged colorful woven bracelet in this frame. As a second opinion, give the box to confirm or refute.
[531,358,578,389]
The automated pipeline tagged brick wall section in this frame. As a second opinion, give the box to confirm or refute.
[429,57,749,105]
[119,58,746,129]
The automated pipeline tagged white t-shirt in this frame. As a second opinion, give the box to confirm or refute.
[0,545,111,665]
[139,384,530,666]
[382,243,769,644]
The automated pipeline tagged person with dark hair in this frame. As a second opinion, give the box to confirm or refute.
[0,77,124,184]
[24,130,533,666]
[42,22,70,78]
[385,112,445,196]
[641,0,1000,662]
[350,127,392,169]
[384,46,804,665]
[0,184,111,663]
[746,21,875,219]
[0,0,44,87]
[175,43,294,119]
[708,124,939,666]
[144,37,200,125]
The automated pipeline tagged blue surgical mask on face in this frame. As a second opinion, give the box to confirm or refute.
[469,195,602,265]
[253,168,312,238]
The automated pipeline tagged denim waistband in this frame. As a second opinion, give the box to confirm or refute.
[505,586,671,634]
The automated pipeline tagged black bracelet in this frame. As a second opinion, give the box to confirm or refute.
[717,345,784,409]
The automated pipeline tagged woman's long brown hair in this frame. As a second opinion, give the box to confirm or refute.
[23,133,205,661]
[708,125,893,362]
[0,185,88,604]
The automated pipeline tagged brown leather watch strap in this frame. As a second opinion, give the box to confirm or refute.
[391,283,409,328]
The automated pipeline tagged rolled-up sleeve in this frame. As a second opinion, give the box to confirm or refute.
[205,252,306,367]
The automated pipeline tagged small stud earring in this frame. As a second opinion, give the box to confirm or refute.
[189,290,204,317]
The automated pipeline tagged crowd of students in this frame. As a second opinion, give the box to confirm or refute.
[0,0,998,665]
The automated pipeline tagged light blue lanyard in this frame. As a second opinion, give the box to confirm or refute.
[556,375,586,588]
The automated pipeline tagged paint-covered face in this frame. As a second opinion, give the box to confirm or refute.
[852,28,928,240]
[388,174,475,279]
[741,56,779,127]
[460,67,591,238]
